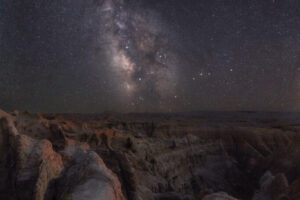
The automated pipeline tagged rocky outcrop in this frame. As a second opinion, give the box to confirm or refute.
[252,171,300,200]
[202,192,238,200]
[0,111,63,200]
[0,109,299,200]
[45,147,125,200]
[0,110,125,200]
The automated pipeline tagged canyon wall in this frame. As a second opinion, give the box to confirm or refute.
[0,109,299,200]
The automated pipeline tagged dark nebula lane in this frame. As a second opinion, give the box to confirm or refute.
[0,0,299,113]
[98,0,179,111]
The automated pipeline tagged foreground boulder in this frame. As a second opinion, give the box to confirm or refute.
[0,110,125,200]
[202,192,238,200]
[0,110,63,200]
[45,147,125,200]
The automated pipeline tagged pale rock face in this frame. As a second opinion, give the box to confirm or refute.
[46,148,125,200]
[0,109,125,200]
[33,139,64,200]
[0,110,64,200]
[253,172,290,200]
[70,151,125,200]
[202,192,238,200]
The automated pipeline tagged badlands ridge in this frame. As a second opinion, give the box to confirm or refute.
[0,109,299,200]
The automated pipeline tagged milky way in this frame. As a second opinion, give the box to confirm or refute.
[0,0,299,113]
[98,0,178,111]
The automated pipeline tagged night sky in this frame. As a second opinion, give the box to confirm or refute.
[0,0,299,113]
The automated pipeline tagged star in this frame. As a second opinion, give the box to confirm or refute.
[0,0,298,113]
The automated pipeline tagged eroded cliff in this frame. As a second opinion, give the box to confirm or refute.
[0,110,299,200]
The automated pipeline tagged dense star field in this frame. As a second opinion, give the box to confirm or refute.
[0,0,299,112]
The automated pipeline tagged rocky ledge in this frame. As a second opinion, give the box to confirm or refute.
[0,109,299,200]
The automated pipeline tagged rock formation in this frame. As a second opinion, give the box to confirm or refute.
[0,109,299,200]
[0,110,125,200]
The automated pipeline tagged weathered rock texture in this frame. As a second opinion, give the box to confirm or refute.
[0,110,125,200]
[0,109,299,200]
